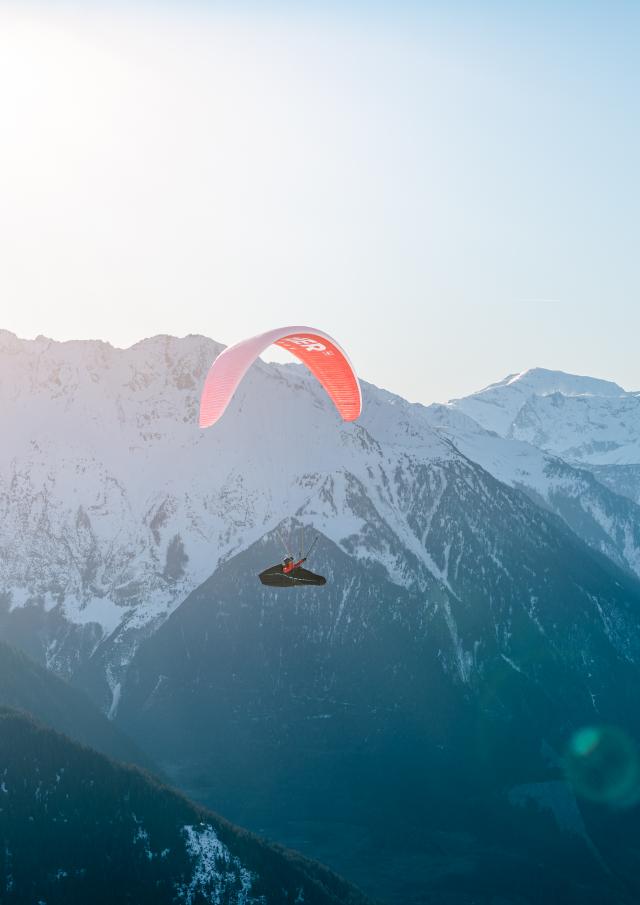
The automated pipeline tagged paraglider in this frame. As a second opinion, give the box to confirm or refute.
[199,326,361,428]
[259,559,327,588]
[259,532,326,587]
[199,326,362,587]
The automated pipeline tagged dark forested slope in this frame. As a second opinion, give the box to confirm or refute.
[0,708,372,905]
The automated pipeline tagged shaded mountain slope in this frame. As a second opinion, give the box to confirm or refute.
[0,708,373,905]
[0,640,151,769]
[118,491,640,903]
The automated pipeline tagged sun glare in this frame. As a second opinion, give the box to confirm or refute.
[0,12,126,155]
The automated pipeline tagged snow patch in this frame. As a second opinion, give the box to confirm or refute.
[177,824,264,905]
[63,597,124,635]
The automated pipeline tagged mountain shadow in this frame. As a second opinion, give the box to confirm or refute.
[0,708,373,905]
[0,640,152,770]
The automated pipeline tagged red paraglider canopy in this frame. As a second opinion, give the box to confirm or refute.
[199,326,361,428]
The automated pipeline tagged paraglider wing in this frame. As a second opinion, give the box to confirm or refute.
[199,326,361,428]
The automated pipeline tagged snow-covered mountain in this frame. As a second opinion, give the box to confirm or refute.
[423,401,640,579]
[450,367,628,438]
[343,381,640,581]
[2,334,640,718]
[0,329,461,710]
[451,367,640,504]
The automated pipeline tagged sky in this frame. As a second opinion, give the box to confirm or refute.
[0,0,638,402]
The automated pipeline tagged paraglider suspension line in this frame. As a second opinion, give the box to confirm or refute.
[277,527,291,557]
[304,534,319,560]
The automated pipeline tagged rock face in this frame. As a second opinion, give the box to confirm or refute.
[3,333,640,902]
[0,708,372,905]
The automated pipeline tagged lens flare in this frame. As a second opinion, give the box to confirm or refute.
[565,725,640,807]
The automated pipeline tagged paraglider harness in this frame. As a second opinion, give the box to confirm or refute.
[259,529,326,587]
[282,555,304,574]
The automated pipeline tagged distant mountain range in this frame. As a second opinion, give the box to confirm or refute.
[449,367,640,501]
[2,331,640,903]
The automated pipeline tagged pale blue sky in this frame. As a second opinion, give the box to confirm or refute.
[0,1,638,401]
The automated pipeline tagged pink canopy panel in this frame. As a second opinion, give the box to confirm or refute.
[199,326,362,428]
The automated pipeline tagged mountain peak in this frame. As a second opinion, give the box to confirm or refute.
[449,366,640,466]
[502,367,627,397]
[466,367,628,401]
